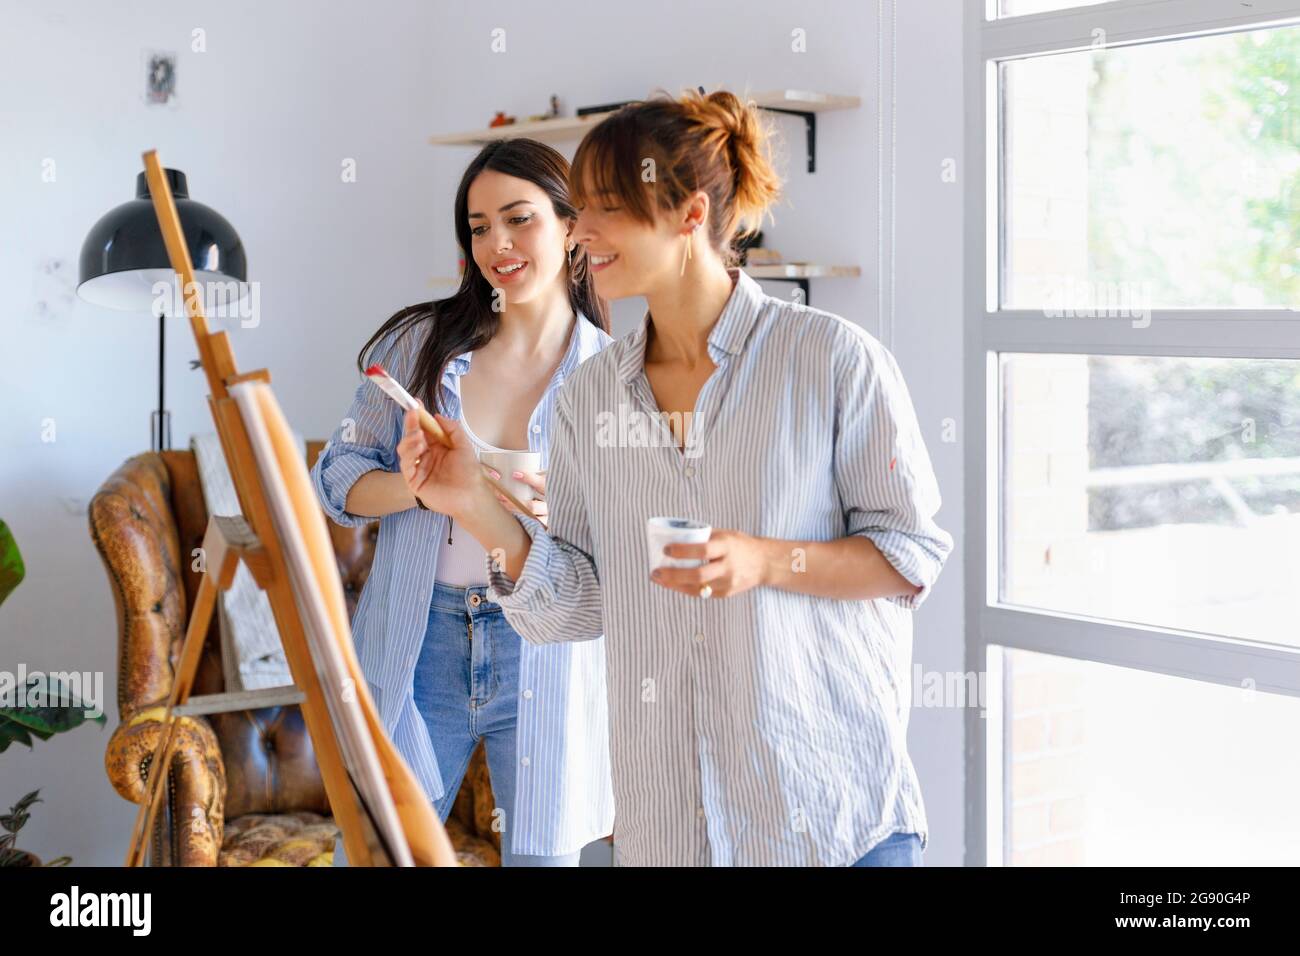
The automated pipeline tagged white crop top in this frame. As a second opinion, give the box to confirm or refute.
[433,412,528,587]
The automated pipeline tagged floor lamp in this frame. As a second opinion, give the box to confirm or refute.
[77,168,248,451]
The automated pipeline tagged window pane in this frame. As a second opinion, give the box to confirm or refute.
[997,0,1111,17]
[1000,353,1300,646]
[1001,24,1300,309]
[1000,647,1300,865]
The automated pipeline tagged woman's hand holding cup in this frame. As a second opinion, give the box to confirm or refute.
[482,452,547,527]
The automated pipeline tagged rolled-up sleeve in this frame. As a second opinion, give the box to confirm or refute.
[832,326,953,610]
[310,329,409,528]
[486,386,604,642]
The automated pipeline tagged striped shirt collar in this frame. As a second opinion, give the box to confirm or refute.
[617,267,764,385]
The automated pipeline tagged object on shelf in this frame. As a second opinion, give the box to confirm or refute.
[528,94,563,122]
[488,111,515,128]
[744,247,784,266]
[576,100,635,117]
[522,95,559,123]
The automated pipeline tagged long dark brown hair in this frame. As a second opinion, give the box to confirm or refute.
[356,138,609,413]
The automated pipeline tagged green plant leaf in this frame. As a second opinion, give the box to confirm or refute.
[0,675,105,753]
[0,791,41,836]
[0,792,38,865]
[0,720,39,753]
[0,520,25,608]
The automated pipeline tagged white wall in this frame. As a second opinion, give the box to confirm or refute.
[0,0,965,866]
[893,0,968,867]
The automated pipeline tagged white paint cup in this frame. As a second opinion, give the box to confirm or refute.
[646,516,712,571]
[480,450,542,503]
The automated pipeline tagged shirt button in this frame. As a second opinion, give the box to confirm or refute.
[531,424,541,434]
[684,466,696,478]
[522,689,533,700]
[693,632,705,644]
[696,807,706,819]
[520,756,531,767]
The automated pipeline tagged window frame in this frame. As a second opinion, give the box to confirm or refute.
[962,0,1300,867]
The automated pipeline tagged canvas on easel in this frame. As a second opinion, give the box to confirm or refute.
[123,149,457,868]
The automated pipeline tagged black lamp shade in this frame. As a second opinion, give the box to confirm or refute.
[77,168,247,312]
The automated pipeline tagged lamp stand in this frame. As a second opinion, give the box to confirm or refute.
[150,307,172,451]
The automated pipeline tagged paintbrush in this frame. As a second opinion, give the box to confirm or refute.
[364,363,537,519]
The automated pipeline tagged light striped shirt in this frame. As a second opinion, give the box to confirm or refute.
[310,312,615,857]
[486,268,953,866]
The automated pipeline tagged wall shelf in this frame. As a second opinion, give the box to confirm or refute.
[428,263,860,305]
[427,90,863,303]
[429,89,860,173]
[747,263,861,280]
[747,264,861,304]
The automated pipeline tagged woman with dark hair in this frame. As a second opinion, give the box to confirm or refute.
[311,138,614,867]
[398,90,953,867]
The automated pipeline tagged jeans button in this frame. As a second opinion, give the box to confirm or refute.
[469,593,481,608]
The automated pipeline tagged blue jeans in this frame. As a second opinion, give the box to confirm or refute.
[850,831,923,867]
[414,581,580,867]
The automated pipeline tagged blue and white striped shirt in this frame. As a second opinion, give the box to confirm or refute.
[487,268,953,866]
[311,311,615,857]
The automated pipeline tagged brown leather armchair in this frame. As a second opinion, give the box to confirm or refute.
[89,442,501,866]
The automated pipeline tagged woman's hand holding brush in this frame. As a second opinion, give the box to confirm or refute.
[368,363,531,578]
[397,402,484,516]
[397,401,534,580]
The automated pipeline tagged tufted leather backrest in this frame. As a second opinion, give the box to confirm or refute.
[90,441,379,818]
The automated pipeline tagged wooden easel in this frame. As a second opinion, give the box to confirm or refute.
[124,150,456,868]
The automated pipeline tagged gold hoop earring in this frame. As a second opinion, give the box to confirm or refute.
[679,228,694,277]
